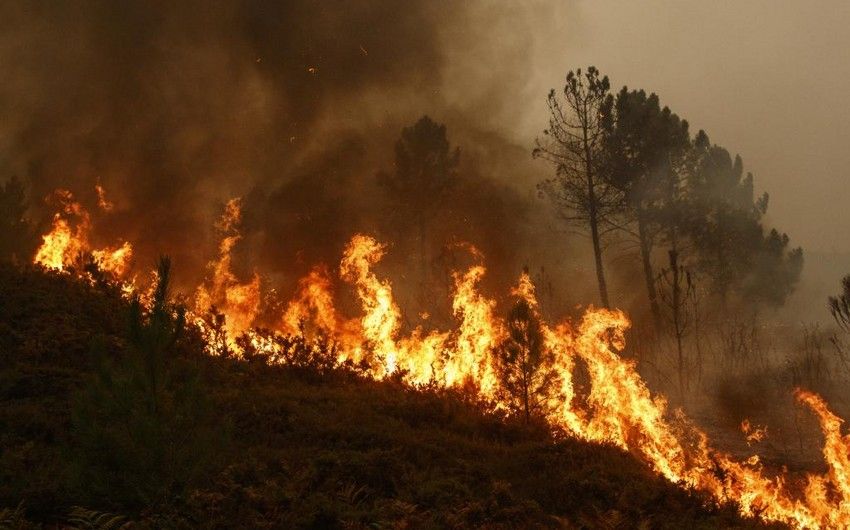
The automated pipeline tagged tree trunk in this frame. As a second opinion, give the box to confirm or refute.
[583,122,610,308]
[418,217,428,311]
[669,249,685,397]
[693,296,703,386]
[522,360,531,424]
[587,202,610,308]
[638,213,662,331]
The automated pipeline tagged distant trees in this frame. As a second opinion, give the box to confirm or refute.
[535,67,618,308]
[0,176,35,263]
[600,87,691,329]
[685,132,803,307]
[538,67,803,329]
[379,116,459,308]
[492,297,555,423]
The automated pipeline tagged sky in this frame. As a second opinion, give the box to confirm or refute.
[485,0,850,255]
[430,0,850,315]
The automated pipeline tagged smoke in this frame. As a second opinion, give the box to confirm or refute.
[0,1,600,323]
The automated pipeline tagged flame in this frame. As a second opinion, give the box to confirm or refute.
[32,191,850,528]
[445,264,501,395]
[34,188,132,277]
[91,242,133,277]
[34,190,90,270]
[95,184,114,211]
[34,217,80,270]
[741,419,768,445]
[281,264,339,335]
[194,198,261,350]
[281,236,850,528]
[339,234,402,374]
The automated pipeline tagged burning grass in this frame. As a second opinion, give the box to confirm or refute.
[11,191,850,528]
[0,262,767,528]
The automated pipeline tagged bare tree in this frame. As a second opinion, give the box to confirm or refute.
[534,67,619,308]
[829,275,850,332]
[656,249,695,397]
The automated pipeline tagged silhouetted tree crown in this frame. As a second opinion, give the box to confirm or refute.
[599,87,691,328]
[595,84,803,314]
[0,176,35,263]
[685,133,802,305]
[378,115,459,217]
[377,115,461,313]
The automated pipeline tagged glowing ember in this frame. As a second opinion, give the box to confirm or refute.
[741,419,768,445]
[95,184,114,211]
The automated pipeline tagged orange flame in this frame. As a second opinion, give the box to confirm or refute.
[741,419,768,445]
[194,198,261,351]
[32,191,850,528]
[34,188,132,276]
[280,237,850,528]
[281,264,339,335]
[339,234,402,375]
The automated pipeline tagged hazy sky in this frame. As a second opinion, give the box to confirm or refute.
[2,0,846,305]
[454,1,850,255]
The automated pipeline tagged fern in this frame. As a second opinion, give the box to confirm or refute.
[0,502,38,529]
[337,482,369,508]
[66,507,133,530]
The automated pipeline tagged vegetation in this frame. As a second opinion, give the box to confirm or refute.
[537,67,803,333]
[0,176,36,264]
[378,115,460,312]
[69,258,221,510]
[534,67,618,309]
[0,263,772,528]
[492,298,555,423]
[0,62,815,528]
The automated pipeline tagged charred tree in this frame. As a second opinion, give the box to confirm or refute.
[0,176,35,264]
[829,275,850,332]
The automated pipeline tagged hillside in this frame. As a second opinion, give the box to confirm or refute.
[0,263,774,529]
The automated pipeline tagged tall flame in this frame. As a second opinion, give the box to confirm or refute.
[194,198,261,350]
[34,192,850,529]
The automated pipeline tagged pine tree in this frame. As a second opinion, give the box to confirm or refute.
[69,258,222,507]
[535,66,618,308]
[492,298,555,423]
